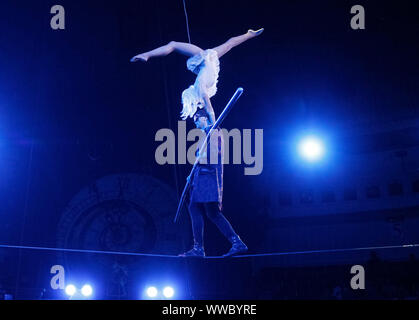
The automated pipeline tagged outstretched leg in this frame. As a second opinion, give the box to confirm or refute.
[188,202,205,247]
[178,202,206,257]
[204,202,248,257]
[212,28,264,59]
[131,41,203,62]
[204,202,237,241]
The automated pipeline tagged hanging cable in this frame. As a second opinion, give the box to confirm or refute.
[182,0,192,43]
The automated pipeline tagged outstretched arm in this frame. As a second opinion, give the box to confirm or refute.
[202,94,216,126]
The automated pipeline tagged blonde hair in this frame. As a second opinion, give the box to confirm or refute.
[181,85,204,120]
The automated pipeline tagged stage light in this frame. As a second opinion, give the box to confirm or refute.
[298,136,325,162]
[65,284,76,296]
[81,284,93,297]
[163,286,174,298]
[146,286,158,298]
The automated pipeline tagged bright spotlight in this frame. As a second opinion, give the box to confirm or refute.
[65,284,77,296]
[81,284,93,297]
[298,136,325,161]
[146,286,158,298]
[163,286,174,298]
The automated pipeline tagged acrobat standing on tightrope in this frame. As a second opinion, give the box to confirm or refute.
[131,28,264,257]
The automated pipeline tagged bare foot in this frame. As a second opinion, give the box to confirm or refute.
[247,28,264,38]
[130,53,149,63]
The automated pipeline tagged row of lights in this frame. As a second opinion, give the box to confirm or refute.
[65,284,93,297]
[146,286,174,299]
[63,284,175,299]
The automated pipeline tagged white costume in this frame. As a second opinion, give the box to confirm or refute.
[180,49,220,120]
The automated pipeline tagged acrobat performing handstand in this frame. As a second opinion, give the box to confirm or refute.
[131,28,264,257]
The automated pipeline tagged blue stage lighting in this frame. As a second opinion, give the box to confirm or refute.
[65,284,77,296]
[146,286,158,298]
[298,136,325,161]
[163,286,174,298]
[81,284,93,297]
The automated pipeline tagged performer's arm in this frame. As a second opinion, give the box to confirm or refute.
[202,94,216,126]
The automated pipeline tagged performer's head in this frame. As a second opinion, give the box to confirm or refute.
[193,108,210,130]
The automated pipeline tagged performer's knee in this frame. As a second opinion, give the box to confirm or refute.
[166,41,176,54]
[225,38,235,50]
[205,202,222,221]
[188,201,201,218]
[188,201,196,214]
